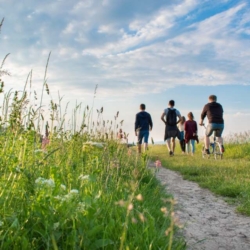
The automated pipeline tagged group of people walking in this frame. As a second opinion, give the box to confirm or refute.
[134,95,225,155]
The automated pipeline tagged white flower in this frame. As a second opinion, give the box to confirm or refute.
[0,221,4,227]
[53,222,60,230]
[77,202,86,211]
[44,179,55,188]
[35,177,45,184]
[78,174,90,181]
[35,177,55,188]
[54,195,62,200]
[34,149,44,153]
[15,167,21,173]
[70,189,79,194]
[60,184,66,190]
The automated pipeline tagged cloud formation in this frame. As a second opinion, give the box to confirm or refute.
[0,0,250,99]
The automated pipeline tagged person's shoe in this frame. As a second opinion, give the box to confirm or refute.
[205,149,210,154]
[221,145,225,153]
[169,151,174,156]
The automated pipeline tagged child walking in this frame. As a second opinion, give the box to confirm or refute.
[178,116,186,153]
[184,112,198,156]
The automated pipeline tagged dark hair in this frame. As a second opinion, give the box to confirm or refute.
[140,104,146,110]
[209,95,217,101]
[180,116,186,124]
[169,100,175,106]
[187,112,194,120]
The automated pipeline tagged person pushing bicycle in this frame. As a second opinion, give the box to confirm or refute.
[199,95,225,154]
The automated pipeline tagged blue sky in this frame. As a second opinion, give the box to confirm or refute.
[0,0,250,142]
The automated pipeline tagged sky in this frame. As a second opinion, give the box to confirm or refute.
[0,0,250,143]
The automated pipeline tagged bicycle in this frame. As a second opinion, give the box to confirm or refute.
[201,124,223,160]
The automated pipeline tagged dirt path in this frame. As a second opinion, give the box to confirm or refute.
[148,163,250,250]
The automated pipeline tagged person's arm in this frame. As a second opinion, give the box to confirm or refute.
[194,121,198,135]
[135,114,138,136]
[161,112,166,124]
[200,105,207,125]
[148,114,153,131]
[176,114,181,124]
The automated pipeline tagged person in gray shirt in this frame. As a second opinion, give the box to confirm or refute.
[161,100,181,156]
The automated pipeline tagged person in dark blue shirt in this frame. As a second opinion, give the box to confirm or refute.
[135,104,153,153]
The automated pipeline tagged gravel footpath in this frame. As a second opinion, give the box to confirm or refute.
[148,162,250,250]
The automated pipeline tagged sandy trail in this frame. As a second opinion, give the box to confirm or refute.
[148,162,250,250]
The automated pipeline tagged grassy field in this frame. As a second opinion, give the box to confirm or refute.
[0,73,185,249]
[149,139,250,216]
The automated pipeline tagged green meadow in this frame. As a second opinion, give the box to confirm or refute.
[149,137,250,216]
[0,75,185,249]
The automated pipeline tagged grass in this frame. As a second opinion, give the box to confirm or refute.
[149,140,250,216]
[0,56,185,249]
[0,101,187,249]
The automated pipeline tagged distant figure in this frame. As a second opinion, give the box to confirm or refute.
[184,112,198,156]
[178,116,186,154]
[161,100,181,156]
[135,104,153,153]
[200,95,225,154]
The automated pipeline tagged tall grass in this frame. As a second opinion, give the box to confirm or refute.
[0,46,185,248]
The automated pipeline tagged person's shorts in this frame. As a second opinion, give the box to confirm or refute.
[206,123,224,137]
[164,126,180,141]
[137,130,149,144]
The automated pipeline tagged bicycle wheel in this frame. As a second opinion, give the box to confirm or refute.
[202,145,212,159]
[214,143,223,160]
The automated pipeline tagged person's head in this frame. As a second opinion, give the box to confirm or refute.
[180,116,186,124]
[208,95,217,102]
[187,112,194,121]
[140,104,146,110]
[168,100,175,107]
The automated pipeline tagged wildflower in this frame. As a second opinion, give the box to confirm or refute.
[34,149,44,153]
[115,200,125,207]
[161,207,168,215]
[35,177,45,184]
[44,179,55,188]
[77,202,86,211]
[165,228,171,236]
[0,221,4,227]
[35,177,55,188]
[53,222,60,230]
[154,160,162,168]
[110,161,120,168]
[131,217,138,224]
[136,194,143,201]
[42,137,50,150]
[127,149,132,156]
[70,189,79,194]
[127,203,133,211]
[15,167,21,173]
[54,195,62,200]
[138,213,145,222]
[60,184,66,190]
[78,174,90,181]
